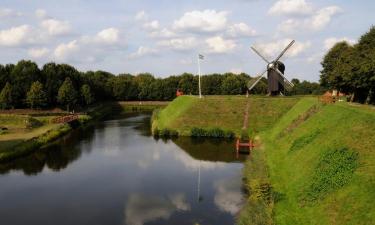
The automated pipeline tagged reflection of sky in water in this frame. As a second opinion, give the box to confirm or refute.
[0,114,245,225]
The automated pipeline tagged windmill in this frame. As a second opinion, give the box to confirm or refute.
[248,40,295,96]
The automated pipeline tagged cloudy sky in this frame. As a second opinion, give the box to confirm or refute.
[0,0,374,81]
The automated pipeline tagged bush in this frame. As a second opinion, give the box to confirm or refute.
[191,127,235,139]
[25,117,43,129]
[208,128,225,138]
[157,128,178,138]
[191,127,207,137]
[302,147,358,203]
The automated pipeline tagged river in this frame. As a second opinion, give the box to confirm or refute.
[0,113,246,225]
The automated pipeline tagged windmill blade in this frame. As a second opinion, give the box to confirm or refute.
[250,47,270,64]
[274,40,295,63]
[248,68,268,91]
[274,68,294,88]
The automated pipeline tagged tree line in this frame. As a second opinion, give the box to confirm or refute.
[321,26,375,104]
[0,60,322,110]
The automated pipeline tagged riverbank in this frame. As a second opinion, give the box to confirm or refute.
[151,95,299,137]
[0,102,120,162]
[238,98,375,224]
[154,96,375,224]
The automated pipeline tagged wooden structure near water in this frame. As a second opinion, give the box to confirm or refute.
[51,114,79,124]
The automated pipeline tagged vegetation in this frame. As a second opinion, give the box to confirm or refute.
[238,98,375,225]
[0,82,13,109]
[26,81,47,109]
[0,59,325,112]
[153,95,299,136]
[321,26,375,104]
[0,102,119,161]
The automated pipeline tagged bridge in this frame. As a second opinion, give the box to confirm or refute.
[51,114,79,124]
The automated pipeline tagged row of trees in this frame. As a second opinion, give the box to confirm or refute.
[0,60,322,110]
[321,26,375,104]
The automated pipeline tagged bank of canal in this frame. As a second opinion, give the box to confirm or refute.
[0,113,246,225]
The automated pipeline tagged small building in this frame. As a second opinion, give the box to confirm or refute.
[176,89,184,97]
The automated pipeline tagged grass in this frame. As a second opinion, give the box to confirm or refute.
[259,98,375,225]
[0,102,119,161]
[153,95,299,136]
[156,95,375,224]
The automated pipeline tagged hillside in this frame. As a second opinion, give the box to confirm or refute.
[152,95,300,136]
[238,98,375,225]
[155,96,375,224]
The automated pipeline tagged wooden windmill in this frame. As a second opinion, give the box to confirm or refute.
[248,40,295,96]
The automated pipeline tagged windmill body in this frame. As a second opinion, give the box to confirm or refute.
[248,40,295,96]
[267,61,285,95]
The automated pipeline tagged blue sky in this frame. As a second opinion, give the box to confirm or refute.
[0,0,374,81]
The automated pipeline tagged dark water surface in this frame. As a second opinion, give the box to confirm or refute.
[0,113,246,225]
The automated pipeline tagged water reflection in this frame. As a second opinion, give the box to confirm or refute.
[124,193,190,225]
[0,113,245,225]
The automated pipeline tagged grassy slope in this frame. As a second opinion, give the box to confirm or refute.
[262,99,375,225]
[154,95,299,136]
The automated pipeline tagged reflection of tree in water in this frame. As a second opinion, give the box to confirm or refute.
[0,125,96,175]
[173,137,246,163]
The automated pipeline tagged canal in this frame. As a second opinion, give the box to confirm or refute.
[0,113,246,225]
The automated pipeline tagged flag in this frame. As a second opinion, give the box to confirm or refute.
[199,54,204,60]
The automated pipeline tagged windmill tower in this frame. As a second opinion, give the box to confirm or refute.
[248,40,295,96]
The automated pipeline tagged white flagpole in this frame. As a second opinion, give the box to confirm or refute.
[198,55,202,98]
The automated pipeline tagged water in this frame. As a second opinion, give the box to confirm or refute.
[0,113,246,225]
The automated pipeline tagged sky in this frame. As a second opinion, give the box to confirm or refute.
[0,0,374,81]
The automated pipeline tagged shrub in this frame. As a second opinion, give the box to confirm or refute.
[302,147,358,203]
[158,128,178,138]
[191,127,235,139]
[191,127,207,137]
[25,117,43,129]
[209,128,225,138]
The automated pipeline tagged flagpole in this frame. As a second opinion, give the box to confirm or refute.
[198,55,202,98]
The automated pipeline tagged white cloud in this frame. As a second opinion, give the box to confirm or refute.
[143,20,160,30]
[28,47,49,58]
[96,27,120,44]
[253,39,311,58]
[150,28,177,39]
[277,19,301,33]
[173,10,228,32]
[0,25,31,47]
[269,0,314,16]
[226,23,256,38]
[158,37,198,51]
[277,5,342,33]
[310,6,342,30]
[128,46,158,59]
[54,40,79,60]
[324,37,356,50]
[35,9,47,19]
[135,10,148,21]
[0,8,22,18]
[206,36,236,53]
[41,19,71,36]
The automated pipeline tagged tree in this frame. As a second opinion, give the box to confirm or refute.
[58,77,78,111]
[221,74,244,95]
[26,81,47,109]
[0,82,13,109]
[10,60,41,107]
[80,84,94,105]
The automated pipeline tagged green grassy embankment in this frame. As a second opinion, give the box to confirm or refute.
[239,98,375,225]
[0,103,119,162]
[155,95,374,224]
[152,95,299,136]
